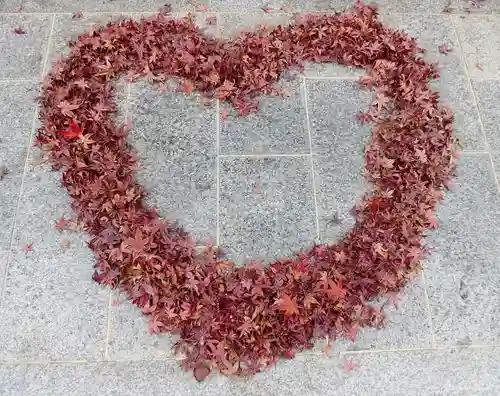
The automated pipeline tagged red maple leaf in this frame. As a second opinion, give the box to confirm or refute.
[438,44,452,54]
[326,278,347,300]
[72,10,83,19]
[196,4,208,11]
[60,120,83,140]
[341,359,359,372]
[183,82,194,95]
[205,15,216,25]
[220,108,229,120]
[13,27,26,35]
[123,229,149,253]
[425,211,439,229]
[21,243,33,253]
[275,294,299,316]
[262,7,273,13]
[55,216,71,231]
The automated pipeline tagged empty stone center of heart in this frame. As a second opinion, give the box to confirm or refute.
[120,75,372,264]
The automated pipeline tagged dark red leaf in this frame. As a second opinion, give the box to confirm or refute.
[13,27,26,35]
[193,365,211,381]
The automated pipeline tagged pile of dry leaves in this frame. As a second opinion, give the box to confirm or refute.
[36,1,456,380]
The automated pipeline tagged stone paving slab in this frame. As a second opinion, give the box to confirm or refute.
[0,81,38,251]
[1,347,500,395]
[426,154,500,347]
[0,1,500,394]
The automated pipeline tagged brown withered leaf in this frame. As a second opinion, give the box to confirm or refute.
[0,165,9,180]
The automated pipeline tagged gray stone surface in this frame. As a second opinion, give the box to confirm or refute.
[0,15,52,79]
[1,347,500,395]
[107,290,175,360]
[306,79,370,241]
[425,154,500,346]
[331,279,434,352]
[0,247,108,361]
[472,79,500,176]
[453,15,500,79]
[10,150,85,252]
[219,156,317,263]
[0,82,37,251]
[219,78,309,155]
[127,80,217,244]
[0,1,500,394]
[379,14,484,151]
[0,0,184,13]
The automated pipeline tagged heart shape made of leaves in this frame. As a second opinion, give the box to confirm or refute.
[36,2,456,380]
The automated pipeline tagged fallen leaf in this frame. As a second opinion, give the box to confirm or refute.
[55,216,71,231]
[0,165,9,180]
[220,108,229,120]
[111,299,121,307]
[13,27,26,35]
[193,365,211,381]
[183,82,194,95]
[205,15,217,25]
[72,10,83,19]
[476,62,484,71]
[60,238,71,249]
[22,243,33,253]
[196,4,209,12]
[160,3,172,13]
[438,44,452,54]
[275,294,299,317]
[323,342,332,356]
[341,359,359,372]
[60,120,83,140]
[262,7,273,13]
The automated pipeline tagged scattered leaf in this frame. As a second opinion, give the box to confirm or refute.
[13,27,26,35]
[194,365,211,381]
[341,359,359,372]
[205,15,217,25]
[438,44,452,54]
[55,216,71,231]
[196,4,209,12]
[220,108,229,120]
[183,82,194,95]
[72,10,83,19]
[60,238,71,249]
[262,7,273,13]
[476,62,484,71]
[0,165,9,180]
[22,243,33,253]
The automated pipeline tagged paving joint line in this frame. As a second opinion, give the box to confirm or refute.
[0,11,495,16]
[0,14,56,307]
[301,76,321,243]
[1,344,499,366]
[420,270,437,348]
[449,15,500,194]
